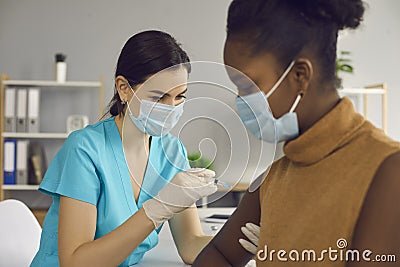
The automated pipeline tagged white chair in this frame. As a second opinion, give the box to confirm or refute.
[0,199,42,267]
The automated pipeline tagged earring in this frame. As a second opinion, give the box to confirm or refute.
[121,100,126,105]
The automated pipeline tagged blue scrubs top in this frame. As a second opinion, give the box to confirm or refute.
[31,117,190,266]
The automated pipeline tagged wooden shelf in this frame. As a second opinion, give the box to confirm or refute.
[2,132,69,139]
[3,80,101,88]
[2,185,39,190]
[340,88,385,95]
[340,83,387,133]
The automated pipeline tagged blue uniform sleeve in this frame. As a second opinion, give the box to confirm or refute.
[39,132,100,206]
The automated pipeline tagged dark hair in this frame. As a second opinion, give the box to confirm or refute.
[227,0,365,88]
[106,30,191,117]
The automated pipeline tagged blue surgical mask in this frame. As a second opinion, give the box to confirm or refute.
[235,61,302,143]
[127,86,184,136]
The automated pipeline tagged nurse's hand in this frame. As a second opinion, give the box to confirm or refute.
[142,168,218,228]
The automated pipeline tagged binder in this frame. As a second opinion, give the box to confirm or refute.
[28,142,47,185]
[16,89,28,132]
[27,88,40,132]
[3,139,16,184]
[4,88,16,132]
[16,140,29,185]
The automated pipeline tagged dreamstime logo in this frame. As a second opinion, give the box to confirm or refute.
[336,238,347,249]
[257,238,397,263]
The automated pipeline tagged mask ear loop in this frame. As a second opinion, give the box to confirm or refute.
[266,60,296,99]
[289,93,303,113]
[125,81,143,118]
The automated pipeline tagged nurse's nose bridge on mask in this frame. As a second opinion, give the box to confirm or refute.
[120,61,279,205]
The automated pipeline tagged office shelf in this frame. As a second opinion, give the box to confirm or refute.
[339,83,387,133]
[2,132,69,139]
[0,73,104,203]
[3,80,101,88]
[340,88,385,95]
[2,184,39,190]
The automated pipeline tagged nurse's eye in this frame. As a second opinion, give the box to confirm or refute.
[149,90,168,102]
[150,95,165,102]
[176,94,186,100]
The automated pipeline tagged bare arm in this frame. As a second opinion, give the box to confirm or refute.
[193,187,261,267]
[168,204,212,264]
[58,196,154,267]
[348,152,400,267]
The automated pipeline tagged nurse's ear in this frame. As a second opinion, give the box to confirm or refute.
[291,58,313,95]
[115,75,134,103]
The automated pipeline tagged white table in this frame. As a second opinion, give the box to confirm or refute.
[134,208,255,267]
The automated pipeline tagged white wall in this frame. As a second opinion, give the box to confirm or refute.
[0,0,230,90]
[338,0,400,140]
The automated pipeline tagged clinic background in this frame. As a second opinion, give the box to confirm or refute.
[1,0,399,207]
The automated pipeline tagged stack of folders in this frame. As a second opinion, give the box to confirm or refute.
[4,87,40,133]
[3,140,47,185]
[4,87,44,185]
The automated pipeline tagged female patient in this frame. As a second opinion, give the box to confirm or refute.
[31,30,218,266]
[194,0,400,266]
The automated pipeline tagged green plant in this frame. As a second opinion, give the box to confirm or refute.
[187,152,215,170]
[336,50,354,77]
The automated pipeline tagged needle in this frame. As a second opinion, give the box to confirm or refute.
[214,179,233,189]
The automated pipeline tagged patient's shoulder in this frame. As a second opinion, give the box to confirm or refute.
[369,151,400,204]
[376,150,400,174]
[351,151,400,253]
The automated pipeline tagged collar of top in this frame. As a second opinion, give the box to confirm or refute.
[283,97,365,166]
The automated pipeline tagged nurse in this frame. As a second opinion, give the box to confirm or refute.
[194,0,400,266]
[31,30,219,266]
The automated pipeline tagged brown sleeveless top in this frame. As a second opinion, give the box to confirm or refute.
[256,97,400,266]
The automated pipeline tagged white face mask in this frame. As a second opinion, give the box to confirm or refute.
[126,86,184,136]
[235,61,302,143]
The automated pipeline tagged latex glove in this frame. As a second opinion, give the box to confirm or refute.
[239,223,260,254]
[142,168,217,228]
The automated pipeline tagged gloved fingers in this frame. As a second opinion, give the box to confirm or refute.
[245,222,260,237]
[180,189,202,203]
[199,175,217,185]
[208,182,218,194]
[182,181,217,199]
[168,179,216,196]
[186,168,215,178]
[180,171,216,187]
[197,169,215,178]
[241,225,259,246]
[239,238,257,255]
[161,182,217,208]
